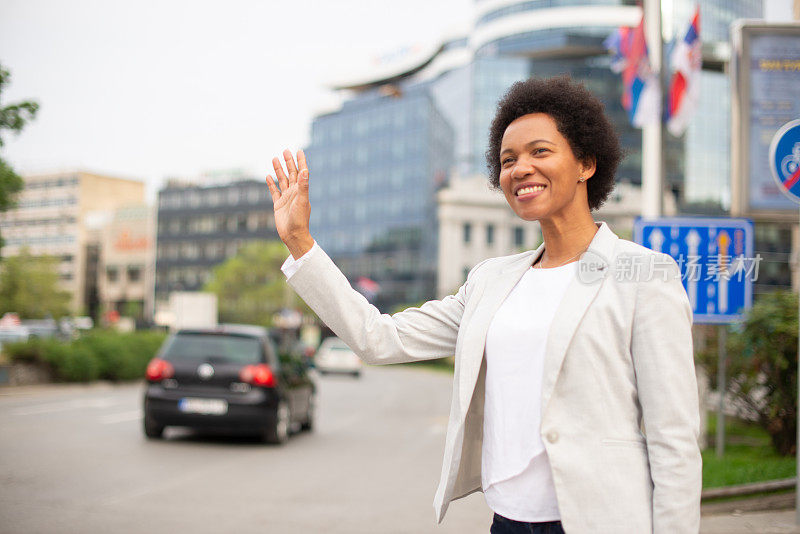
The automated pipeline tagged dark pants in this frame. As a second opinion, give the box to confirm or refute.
[490,513,565,534]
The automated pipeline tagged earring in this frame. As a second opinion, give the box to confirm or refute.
[579,177,586,182]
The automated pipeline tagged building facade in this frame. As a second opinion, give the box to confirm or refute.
[154,179,277,307]
[98,205,156,324]
[307,84,455,310]
[0,170,145,314]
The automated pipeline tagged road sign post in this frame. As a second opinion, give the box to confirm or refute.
[716,325,727,457]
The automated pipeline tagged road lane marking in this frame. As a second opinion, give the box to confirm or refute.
[10,397,118,416]
[99,410,142,424]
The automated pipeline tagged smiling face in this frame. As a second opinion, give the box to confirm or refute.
[499,113,595,223]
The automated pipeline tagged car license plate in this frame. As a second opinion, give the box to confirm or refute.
[178,398,228,415]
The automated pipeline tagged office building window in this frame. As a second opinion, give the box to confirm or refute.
[463,222,472,244]
[513,226,524,247]
[107,266,119,282]
[486,224,495,246]
[127,265,142,282]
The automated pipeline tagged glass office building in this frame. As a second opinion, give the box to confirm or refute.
[307,84,454,310]
[308,0,772,310]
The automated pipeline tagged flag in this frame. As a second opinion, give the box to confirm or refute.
[605,16,659,128]
[666,6,701,136]
[603,27,630,74]
[622,16,659,127]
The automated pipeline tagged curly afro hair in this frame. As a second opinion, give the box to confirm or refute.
[485,75,622,212]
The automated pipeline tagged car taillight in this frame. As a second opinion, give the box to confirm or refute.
[146,358,174,381]
[239,364,276,387]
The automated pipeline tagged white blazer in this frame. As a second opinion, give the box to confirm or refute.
[286,221,702,533]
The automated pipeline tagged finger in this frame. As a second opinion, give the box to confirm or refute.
[283,149,298,184]
[297,149,308,175]
[272,157,289,190]
[265,174,281,204]
[298,168,309,197]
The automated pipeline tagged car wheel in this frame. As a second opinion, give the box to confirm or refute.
[143,413,164,439]
[300,394,315,432]
[263,401,290,445]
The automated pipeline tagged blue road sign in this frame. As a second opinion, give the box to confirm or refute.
[633,217,755,324]
[770,118,800,204]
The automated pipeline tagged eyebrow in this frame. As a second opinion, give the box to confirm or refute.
[500,139,556,156]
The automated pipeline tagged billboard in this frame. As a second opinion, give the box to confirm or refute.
[731,21,800,221]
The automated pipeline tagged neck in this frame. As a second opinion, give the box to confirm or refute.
[538,213,598,264]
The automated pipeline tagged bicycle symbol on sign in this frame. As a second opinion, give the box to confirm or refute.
[781,142,800,181]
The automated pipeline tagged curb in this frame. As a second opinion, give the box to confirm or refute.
[703,478,796,500]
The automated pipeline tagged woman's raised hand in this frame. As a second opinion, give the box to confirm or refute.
[266,149,315,259]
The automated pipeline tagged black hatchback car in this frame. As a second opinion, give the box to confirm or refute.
[143,324,315,444]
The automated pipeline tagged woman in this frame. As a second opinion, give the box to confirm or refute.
[266,76,701,533]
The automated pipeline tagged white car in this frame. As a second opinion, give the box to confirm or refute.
[314,337,362,377]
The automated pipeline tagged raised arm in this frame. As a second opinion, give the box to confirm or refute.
[266,150,481,364]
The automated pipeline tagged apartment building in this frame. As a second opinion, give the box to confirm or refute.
[0,170,145,314]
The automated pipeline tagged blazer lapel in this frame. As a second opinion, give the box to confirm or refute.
[540,221,617,413]
[457,244,542,414]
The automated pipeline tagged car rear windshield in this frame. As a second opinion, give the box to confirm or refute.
[161,333,263,364]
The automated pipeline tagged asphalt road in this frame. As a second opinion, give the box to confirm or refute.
[0,366,493,534]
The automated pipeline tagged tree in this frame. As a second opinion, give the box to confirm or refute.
[0,64,40,253]
[203,240,311,326]
[698,290,798,456]
[0,248,71,319]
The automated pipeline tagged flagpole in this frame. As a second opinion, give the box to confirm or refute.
[642,0,664,219]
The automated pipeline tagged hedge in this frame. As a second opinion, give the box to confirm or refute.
[3,330,167,382]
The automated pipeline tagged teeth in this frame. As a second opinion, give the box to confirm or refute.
[516,185,546,196]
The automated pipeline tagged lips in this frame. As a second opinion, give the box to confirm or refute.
[514,183,547,200]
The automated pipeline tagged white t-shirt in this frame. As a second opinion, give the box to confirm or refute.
[482,261,576,522]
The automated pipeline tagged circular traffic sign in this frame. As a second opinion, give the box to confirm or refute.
[770,118,800,204]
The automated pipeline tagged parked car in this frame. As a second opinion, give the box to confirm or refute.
[314,337,362,377]
[143,324,315,444]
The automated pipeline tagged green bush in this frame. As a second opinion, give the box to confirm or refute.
[697,289,798,456]
[45,341,100,382]
[4,330,167,383]
[3,337,46,363]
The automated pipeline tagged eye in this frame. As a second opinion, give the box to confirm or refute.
[532,147,549,155]
[501,157,514,167]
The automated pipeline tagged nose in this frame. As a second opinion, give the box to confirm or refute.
[510,155,535,180]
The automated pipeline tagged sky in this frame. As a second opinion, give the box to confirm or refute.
[0,0,472,199]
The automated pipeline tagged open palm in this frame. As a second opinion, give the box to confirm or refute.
[266,149,312,253]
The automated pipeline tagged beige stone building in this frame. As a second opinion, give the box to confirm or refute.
[96,205,156,323]
[0,170,145,314]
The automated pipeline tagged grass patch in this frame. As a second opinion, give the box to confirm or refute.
[702,412,795,489]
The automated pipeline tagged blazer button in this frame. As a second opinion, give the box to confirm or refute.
[546,431,559,443]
